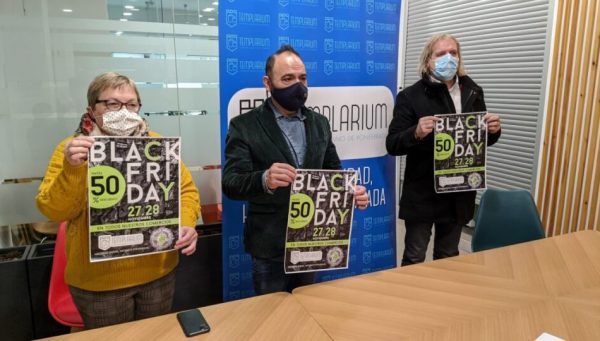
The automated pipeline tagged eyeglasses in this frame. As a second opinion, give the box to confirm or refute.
[96,99,142,112]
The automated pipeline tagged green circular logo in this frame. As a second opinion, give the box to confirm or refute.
[434,133,455,160]
[89,165,126,209]
[288,193,315,229]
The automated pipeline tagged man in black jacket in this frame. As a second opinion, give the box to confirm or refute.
[386,33,502,266]
[223,45,369,294]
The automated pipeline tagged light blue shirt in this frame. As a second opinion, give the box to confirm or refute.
[271,104,307,167]
[262,101,307,193]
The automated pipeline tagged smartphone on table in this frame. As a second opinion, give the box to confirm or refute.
[176,309,211,337]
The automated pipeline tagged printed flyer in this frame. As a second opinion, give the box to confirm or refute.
[434,112,487,193]
[87,137,180,262]
[284,169,357,273]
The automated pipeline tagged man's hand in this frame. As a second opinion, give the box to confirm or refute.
[354,185,369,210]
[63,136,95,167]
[484,113,501,134]
[415,116,441,140]
[266,163,296,190]
[175,226,198,256]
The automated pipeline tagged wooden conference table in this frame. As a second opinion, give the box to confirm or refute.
[43,292,331,340]
[45,231,599,340]
[293,230,600,340]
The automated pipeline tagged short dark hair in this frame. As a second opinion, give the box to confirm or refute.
[265,44,302,78]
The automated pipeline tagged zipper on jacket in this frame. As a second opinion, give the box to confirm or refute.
[463,89,478,111]
[442,90,456,113]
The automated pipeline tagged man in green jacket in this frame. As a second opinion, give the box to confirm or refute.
[222,45,369,295]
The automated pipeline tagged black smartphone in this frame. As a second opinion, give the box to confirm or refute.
[176,309,211,337]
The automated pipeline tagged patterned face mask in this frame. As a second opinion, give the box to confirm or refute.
[100,107,144,136]
[432,53,459,81]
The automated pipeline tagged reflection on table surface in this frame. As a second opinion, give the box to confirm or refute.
[293,230,600,341]
[43,292,331,341]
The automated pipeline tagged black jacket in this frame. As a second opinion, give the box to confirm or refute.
[386,75,501,225]
[222,101,341,258]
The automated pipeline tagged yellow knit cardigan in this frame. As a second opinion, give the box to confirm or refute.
[36,132,200,291]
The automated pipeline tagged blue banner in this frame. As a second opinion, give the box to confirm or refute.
[219,0,401,301]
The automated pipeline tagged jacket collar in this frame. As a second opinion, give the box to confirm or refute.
[421,73,481,92]
[256,100,313,167]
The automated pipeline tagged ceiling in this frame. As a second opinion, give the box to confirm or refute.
[108,0,219,26]
[50,0,219,26]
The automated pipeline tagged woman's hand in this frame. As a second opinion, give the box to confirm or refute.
[175,226,198,255]
[63,136,95,166]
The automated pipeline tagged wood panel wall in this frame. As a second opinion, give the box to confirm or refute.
[538,0,600,236]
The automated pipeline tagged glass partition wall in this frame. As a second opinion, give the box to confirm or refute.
[0,0,221,247]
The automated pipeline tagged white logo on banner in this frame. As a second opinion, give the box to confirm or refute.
[324,60,334,75]
[366,19,375,35]
[324,0,334,11]
[324,38,334,54]
[366,0,375,14]
[324,17,334,33]
[226,9,238,27]
[226,58,238,75]
[227,86,394,160]
[278,13,290,30]
[367,60,375,75]
[226,34,238,52]
[278,36,290,46]
[366,40,375,55]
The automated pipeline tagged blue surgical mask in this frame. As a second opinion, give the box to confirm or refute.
[432,53,459,81]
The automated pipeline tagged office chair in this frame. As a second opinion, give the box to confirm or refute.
[471,188,545,252]
[48,222,84,328]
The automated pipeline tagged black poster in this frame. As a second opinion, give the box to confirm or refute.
[87,137,180,262]
[284,169,357,274]
[434,112,487,193]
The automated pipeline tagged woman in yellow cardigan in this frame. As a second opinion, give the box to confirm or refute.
[36,72,201,329]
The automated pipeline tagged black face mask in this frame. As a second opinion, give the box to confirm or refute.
[269,80,308,112]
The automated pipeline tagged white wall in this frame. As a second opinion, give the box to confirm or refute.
[0,0,220,226]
